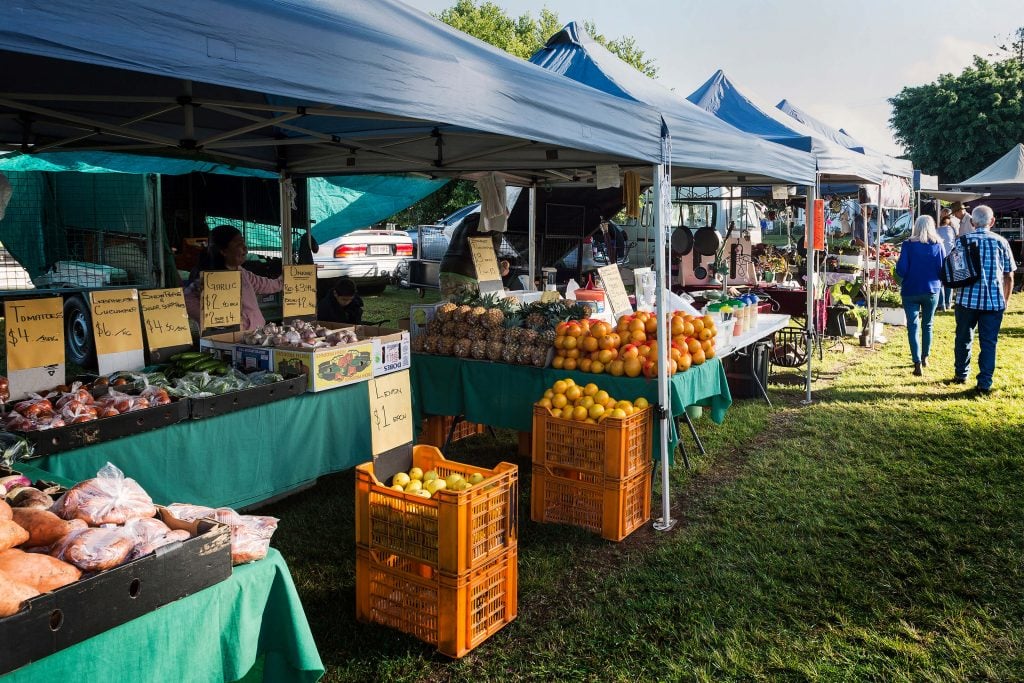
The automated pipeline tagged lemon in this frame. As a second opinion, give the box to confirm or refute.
[610,408,627,419]
[409,467,423,481]
[634,397,650,410]
[404,479,423,493]
[594,390,610,405]
[572,405,589,421]
[588,404,606,420]
[551,393,568,409]
[422,470,439,483]
[583,382,599,397]
[393,472,411,488]
[560,406,575,420]
[552,380,568,395]
[445,473,463,488]
[579,396,595,409]
[544,389,554,399]
[563,378,576,387]
[468,472,485,485]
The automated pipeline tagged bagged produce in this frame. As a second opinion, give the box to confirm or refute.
[124,517,190,561]
[164,503,216,522]
[52,462,156,525]
[0,519,30,551]
[214,509,279,565]
[0,569,39,617]
[0,548,80,592]
[50,526,134,572]
[11,508,86,548]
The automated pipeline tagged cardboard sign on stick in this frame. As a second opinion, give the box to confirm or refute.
[283,265,317,318]
[139,288,193,361]
[597,265,633,319]
[201,271,241,331]
[368,369,413,456]
[5,297,65,400]
[468,237,503,294]
[90,289,145,374]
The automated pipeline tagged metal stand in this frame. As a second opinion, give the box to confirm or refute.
[732,343,772,407]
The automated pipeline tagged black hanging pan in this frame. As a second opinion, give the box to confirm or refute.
[670,226,693,256]
[692,226,720,279]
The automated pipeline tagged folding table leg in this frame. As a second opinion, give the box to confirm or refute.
[681,413,706,456]
[674,419,692,470]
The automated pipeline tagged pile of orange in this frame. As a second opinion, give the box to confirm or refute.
[551,311,717,377]
[535,378,649,424]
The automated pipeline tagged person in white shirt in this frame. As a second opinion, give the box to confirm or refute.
[951,201,973,237]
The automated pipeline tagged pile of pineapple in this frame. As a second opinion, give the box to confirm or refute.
[411,293,592,367]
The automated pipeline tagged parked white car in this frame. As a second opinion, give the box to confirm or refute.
[312,229,413,294]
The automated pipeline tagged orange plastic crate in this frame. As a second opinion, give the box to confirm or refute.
[355,445,518,575]
[532,405,652,479]
[418,415,486,447]
[355,545,518,658]
[530,464,652,542]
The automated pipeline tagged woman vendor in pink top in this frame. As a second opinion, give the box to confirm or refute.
[184,224,283,330]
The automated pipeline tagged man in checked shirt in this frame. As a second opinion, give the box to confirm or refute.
[952,205,1016,394]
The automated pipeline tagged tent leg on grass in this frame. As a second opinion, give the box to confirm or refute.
[653,157,676,532]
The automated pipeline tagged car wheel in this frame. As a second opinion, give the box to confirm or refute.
[357,283,387,296]
[63,295,96,368]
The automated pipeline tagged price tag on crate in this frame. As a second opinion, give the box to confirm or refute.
[89,289,145,375]
[282,265,317,319]
[368,369,412,456]
[139,288,193,362]
[597,264,633,319]
[4,297,65,400]
[468,237,503,294]
[201,270,241,332]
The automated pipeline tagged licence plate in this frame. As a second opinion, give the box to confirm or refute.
[368,245,391,255]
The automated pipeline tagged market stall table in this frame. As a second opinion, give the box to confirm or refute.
[410,354,732,461]
[717,313,791,406]
[29,381,373,509]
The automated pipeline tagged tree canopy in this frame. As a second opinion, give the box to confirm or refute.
[889,53,1024,183]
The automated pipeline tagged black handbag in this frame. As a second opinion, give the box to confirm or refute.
[941,236,982,288]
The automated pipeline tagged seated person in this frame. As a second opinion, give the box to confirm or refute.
[500,259,524,290]
[317,277,363,324]
[439,213,503,296]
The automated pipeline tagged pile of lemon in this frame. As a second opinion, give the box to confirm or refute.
[390,468,486,499]
[535,378,649,423]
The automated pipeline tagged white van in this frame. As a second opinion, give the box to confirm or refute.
[624,197,767,285]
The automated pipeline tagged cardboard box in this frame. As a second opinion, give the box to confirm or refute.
[356,325,411,377]
[235,345,273,372]
[0,506,231,675]
[198,333,238,364]
[274,342,374,392]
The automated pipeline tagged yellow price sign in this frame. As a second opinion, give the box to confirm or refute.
[89,289,144,355]
[5,297,64,371]
[139,288,193,351]
[283,265,317,318]
[201,270,241,329]
[368,369,412,456]
[468,236,502,284]
[598,265,633,318]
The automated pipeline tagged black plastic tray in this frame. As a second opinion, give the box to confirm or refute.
[13,399,189,457]
[186,374,307,420]
[0,508,232,675]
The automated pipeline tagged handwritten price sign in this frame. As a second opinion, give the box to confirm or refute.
[5,297,64,371]
[140,288,192,351]
[201,270,241,330]
[468,237,502,290]
[598,265,633,318]
[283,265,317,318]
[88,290,144,356]
[368,369,412,456]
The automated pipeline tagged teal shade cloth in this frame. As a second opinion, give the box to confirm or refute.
[308,175,449,242]
[410,355,732,460]
[2,549,324,683]
[32,382,373,509]
[0,151,279,177]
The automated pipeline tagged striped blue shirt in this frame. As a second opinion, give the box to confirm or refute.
[957,229,1016,310]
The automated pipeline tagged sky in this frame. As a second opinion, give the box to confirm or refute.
[402,0,1022,157]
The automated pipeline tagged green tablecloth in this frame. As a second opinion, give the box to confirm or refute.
[410,354,732,459]
[31,383,373,509]
[2,549,324,683]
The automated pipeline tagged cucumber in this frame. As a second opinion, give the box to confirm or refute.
[193,358,227,373]
[170,351,204,362]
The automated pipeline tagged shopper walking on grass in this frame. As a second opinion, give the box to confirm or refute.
[952,205,1016,394]
[935,215,957,311]
[896,216,946,376]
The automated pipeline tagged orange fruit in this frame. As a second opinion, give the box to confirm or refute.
[560,406,575,420]
[620,345,639,360]
[628,319,645,333]
[677,352,692,371]
[608,359,625,377]
[699,328,713,341]
[581,336,599,353]
[686,338,701,355]
[630,330,647,344]
[551,393,568,409]
[556,322,569,336]
[579,396,595,409]
[705,346,716,359]
[644,317,658,334]
[572,405,589,421]
[565,385,582,402]
[667,359,678,374]
[590,321,608,338]
[579,358,593,372]
[563,357,578,371]
[562,335,578,350]
[583,382,599,396]
[701,339,713,353]
[563,378,576,387]
[702,315,715,330]
[566,323,583,338]
[552,381,567,394]
[633,397,650,410]
[610,408,627,419]
[635,311,650,322]
[670,316,685,336]
[590,360,605,374]
[624,358,642,377]
[565,348,580,359]
[537,397,552,408]
[691,348,706,365]
[682,321,695,337]
[554,335,566,350]
[691,318,705,334]
[642,360,657,379]
[597,349,614,364]
[588,404,606,420]
[552,355,565,369]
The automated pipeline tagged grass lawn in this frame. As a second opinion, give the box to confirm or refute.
[262,293,1024,681]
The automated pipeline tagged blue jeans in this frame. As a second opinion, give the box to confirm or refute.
[954,306,1005,389]
[903,293,938,363]
[939,286,953,311]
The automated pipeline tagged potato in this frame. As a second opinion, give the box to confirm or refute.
[0,569,39,617]
[0,519,30,552]
[11,508,83,548]
[0,549,80,592]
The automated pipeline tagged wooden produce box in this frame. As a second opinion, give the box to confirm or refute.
[0,507,232,675]
[356,545,517,659]
[355,445,517,576]
[531,405,652,480]
[531,463,652,542]
[418,415,487,448]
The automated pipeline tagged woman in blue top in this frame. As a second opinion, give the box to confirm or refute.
[896,216,946,375]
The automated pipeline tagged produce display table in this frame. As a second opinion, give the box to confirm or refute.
[410,354,732,459]
[2,548,324,683]
[718,313,791,358]
[30,382,373,509]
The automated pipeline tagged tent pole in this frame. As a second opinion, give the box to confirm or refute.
[528,184,537,290]
[280,173,293,266]
[803,181,816,404]
[653,161,675,532]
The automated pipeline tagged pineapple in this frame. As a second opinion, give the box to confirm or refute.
[422,335,439,354]
[515,343,534,366]
[486,338,504,361]
[470,339,488,360]
[438,337,456,356]
[468,325,487,342]
[410,335,426,353]
[531,345,548,367]
[425,318,444,336]
[453,338,472,358]
[501,340,518,365]
[520,328,539,346]
[479,293,507,329]
[436,301,458,321]
[487,327,504,344]
[455,304,473,323]
[523,302,547,329]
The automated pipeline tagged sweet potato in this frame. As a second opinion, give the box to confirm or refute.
[50,527,133,572]
[0,499,11,521]
[0,549,80,592]
[0,519,29,552]
[11,508,83,547]
[0,569,39,617]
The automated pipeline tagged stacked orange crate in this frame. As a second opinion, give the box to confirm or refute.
[418,415,486,448]
[530,405,652,541]
[355,445,518,657]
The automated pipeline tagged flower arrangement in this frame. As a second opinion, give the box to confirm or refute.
[752,244,788,277]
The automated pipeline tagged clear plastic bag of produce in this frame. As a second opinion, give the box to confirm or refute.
[164,503,216,522]
[0,433,34,467]
[52,462,156,525]
[214,508,279,565]
[123,517,190,561]
[50,526,135,572]
[96,388,150,414]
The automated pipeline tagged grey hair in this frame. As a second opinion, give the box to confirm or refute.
[912,215,940,244]
[971,205,994,229]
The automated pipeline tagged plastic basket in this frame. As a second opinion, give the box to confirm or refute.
[418,415,486,448]
[355,545,517,658]
[531,405,651,480]
[355,445,518,575]
[530,464,652,542]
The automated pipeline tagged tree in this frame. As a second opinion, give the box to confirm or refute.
[387,180,479,227]
[888,55,1024,183]
[992,26,1024,64]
